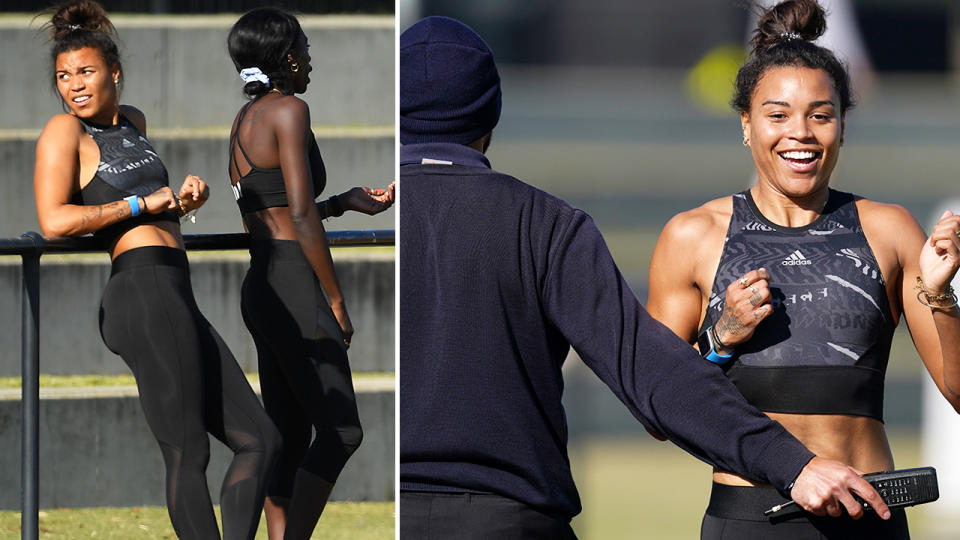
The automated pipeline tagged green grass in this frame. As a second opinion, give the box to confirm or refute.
[0,372,394,390]
[569,431,959,540]
[0,502,394,539]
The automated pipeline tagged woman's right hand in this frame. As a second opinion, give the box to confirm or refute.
[331,301,355,350]
[141,186,178,214]
[918,210,960,295]
[341,182,396,215]
[714,268,774,351]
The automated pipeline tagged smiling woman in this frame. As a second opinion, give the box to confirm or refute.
[645,0,960,538]
[741,65,842,216]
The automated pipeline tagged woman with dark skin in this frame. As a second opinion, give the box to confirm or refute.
[227,9,394,540]
[647,1,960,538]
[33,2,280,539]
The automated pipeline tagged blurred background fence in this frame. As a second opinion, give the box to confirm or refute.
[401,1,960,538]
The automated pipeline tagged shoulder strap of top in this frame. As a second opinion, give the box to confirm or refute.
[820,189,858,228]
[229,101,262,177]
[75,116,99,137]
[730,190,755,228]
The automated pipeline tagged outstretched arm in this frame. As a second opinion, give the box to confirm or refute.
[317,182,396,219]
[543,209,887,518]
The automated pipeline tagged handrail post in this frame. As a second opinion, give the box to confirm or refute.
[0,229,392,535]
[20,232,43,540]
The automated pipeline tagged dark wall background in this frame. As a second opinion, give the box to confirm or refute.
[2,0,393,14]
[413,0,956,72]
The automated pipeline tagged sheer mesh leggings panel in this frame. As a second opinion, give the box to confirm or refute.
[100,249,280,540]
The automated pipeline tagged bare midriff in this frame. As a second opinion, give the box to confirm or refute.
[243,207,298,241]
[111,221,184,259]
[712,412,894,486]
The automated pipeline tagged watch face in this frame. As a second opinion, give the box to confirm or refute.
[696,329,711,358]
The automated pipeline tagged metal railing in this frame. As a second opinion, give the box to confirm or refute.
[0,230,394,540]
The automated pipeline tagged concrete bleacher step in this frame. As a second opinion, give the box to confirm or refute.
[0,14,394,130]
[0,250,395,376]
[0,379,395,508]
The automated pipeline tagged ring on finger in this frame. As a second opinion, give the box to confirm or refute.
[749,285,758,295]
[739,277,749,288]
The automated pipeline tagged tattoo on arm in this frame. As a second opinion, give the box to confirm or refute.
[108,201,126,219]
[716,306,748,339]
[78,202,125,235]
[79,206,103,235]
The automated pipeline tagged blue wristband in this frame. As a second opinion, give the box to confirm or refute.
[698,325,734,365]
[125,195,140,217]
[704,347,734,364]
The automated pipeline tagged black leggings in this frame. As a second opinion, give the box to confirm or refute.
[241,240,363,497]
[99,246,281,540]
[701,482,910,540]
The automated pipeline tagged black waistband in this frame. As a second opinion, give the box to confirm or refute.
[111,246,188,275]
[705,482,910,534]
[706,483,802,522]
[726,365,885,421]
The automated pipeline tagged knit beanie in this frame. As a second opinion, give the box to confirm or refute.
[400,16,501,145]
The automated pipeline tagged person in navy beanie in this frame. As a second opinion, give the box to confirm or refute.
[398,16,888,539]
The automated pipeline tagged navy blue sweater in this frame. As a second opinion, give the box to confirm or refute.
[399,142,814,521]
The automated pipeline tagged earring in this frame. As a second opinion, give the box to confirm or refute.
[289,60,300,73]
[742,137,749,147]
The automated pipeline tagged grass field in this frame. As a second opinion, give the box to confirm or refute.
[0,502,394,539]
[569,432,959,540]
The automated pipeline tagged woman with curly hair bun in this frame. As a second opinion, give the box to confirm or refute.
[647,0,960,538]
[34,2,280,538]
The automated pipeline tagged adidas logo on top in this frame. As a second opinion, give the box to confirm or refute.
[782,250,812,266]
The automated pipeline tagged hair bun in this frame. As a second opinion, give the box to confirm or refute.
[750,0,826,56]
[47,0,115,41]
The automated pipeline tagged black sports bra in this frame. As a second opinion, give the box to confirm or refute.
[69,115,178,245]
[229,99,326,215]
[700,189,896,421]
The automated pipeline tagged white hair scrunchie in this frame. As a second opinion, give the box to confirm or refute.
[239,67,271,87]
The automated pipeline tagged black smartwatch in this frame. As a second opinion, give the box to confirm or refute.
[697,326,734,364]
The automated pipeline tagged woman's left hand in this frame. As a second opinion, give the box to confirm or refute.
[919,210,960,293]
[341,182,396,215]
[177,174,210,214]
[330,300,355,350]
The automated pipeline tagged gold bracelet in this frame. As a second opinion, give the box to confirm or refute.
[915,276,958,309]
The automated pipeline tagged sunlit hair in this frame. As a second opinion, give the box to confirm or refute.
[228,8,303,98]
[43,0,123,95]
[733,0,853,114]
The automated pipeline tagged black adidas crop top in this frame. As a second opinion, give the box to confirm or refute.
[229,101,326,215]
[699,189,896,421]
[69,115,178,245]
